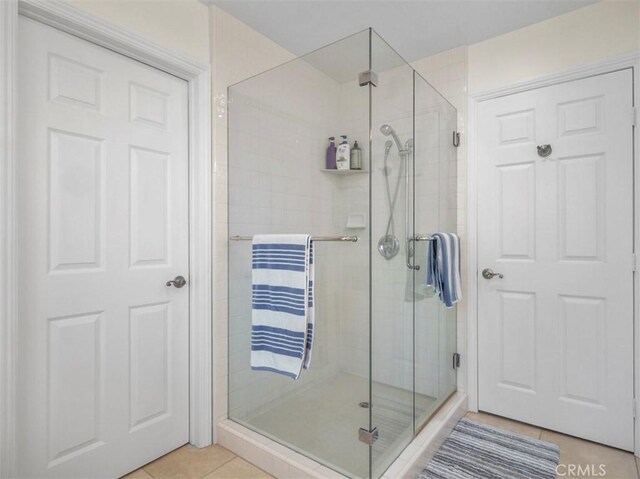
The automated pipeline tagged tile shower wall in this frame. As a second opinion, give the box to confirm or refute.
[227,62,345,419]
[333,81,370,381]
[370,65,417,394]
[333,62,461,400]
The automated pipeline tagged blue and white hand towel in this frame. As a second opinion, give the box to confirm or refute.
[426,233,462,308]
[251,234,314,379]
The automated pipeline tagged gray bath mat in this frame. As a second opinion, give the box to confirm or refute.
[419,418,560,479]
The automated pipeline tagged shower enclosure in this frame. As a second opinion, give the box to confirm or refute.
[227,29,458,479]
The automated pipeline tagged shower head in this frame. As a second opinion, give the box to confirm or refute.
[380,124,403,153]
[380,124,394,135]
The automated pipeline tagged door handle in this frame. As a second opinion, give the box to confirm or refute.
[166,275,187,288]
[537,144,552,158]
[481,268,503,280]
[407,237,420,270]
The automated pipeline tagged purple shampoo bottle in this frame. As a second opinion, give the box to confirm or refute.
[326,137,337,169]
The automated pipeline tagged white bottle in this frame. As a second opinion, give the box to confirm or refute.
[336,135,350,170]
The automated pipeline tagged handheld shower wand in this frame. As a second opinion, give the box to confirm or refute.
[377,124,414,264]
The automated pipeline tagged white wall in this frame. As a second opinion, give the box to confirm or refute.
[68,0,210,64]
[468,0,640,94]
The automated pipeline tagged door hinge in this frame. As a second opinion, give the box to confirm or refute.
[453,352,461,369]
[633,254,637,272]
[633,399,636,418]
[632,107,637,127]
[358,427,379,445]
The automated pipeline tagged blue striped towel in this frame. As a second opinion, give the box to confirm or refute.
[426,233,462,308]
[250,235,314,379]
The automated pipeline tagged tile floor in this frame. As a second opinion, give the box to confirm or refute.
[122,444,273,479]
[124,411,639,479]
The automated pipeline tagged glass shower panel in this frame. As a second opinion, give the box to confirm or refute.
[438,91,459,406]
[369,31,416,479]
[413,72,458,429]
[227,30,371,478]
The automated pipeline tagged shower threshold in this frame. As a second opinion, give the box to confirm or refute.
[236,372,437,478]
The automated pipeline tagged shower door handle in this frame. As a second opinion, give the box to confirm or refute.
[407,238,420,270]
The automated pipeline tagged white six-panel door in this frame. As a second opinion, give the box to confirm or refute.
[477,69,634,450]
[17,17,190,478]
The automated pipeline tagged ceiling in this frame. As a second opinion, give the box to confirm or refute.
[209,0,599,62]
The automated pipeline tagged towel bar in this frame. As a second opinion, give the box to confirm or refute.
[414,235,434,241]
[230,235,359,243]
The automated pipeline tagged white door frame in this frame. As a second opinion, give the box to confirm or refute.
[467,52,640,455]
[0,0,213,476]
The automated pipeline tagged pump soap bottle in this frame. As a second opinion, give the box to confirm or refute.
[350,140,362,170]
[336,135,350,170]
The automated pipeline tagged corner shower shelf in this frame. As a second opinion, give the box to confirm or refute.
[321,169,367,175]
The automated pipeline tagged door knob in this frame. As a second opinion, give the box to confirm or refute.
[482,268,503,280]
[537,144,552,158]
[166,275,187,288]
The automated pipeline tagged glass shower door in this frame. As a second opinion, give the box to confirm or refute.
[369,31,417,479]
[413,71,458,430]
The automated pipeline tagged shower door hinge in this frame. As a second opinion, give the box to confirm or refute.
[453,353,461,369]
[633,254,637,272]
[633,399,636,418]
[358,426,379,445]
[631,107,636,127]
[359,70,378,87]
[453,131,461,147]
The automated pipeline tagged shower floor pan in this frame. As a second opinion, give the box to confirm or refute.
[239,372,436,478]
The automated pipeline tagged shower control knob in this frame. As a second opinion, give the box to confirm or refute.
[482,268,503,280]
[166,275,187,288]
